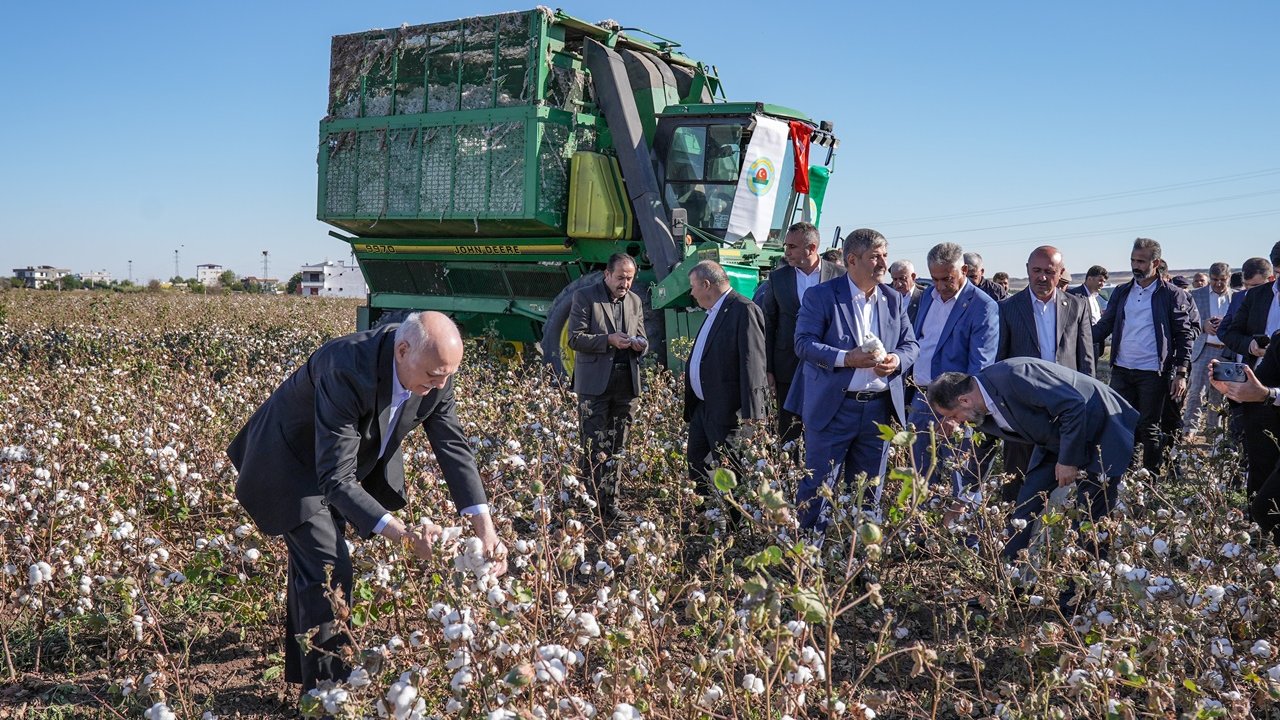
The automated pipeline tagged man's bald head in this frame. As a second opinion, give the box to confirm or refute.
[394,311,464,395]
[1026,245,1065,301]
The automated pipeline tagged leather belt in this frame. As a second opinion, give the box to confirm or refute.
[1206,342,1225,348]
[844,389,888,402]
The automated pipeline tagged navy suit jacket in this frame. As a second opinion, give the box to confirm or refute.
[785,278,919,432]
[227,326,487,537]
[912,281,999,379]
[1092,278,1196,375]
[975,358,1138,478]
[1220,280,1277,366]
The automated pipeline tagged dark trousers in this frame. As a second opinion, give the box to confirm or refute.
[1109,366,1168,474]
[578,364,638,515]
[775,380,803,457]
[1003,452,1118,559]
[283,507,352,690]
[687,401,740,497]
[798,393,890,530]
[1253,467,1280,544]
[907,393,973,497]
[1001,439,1035,502]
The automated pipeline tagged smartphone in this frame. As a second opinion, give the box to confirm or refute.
[1212,362,1248,383]
[1255,334,1271,350]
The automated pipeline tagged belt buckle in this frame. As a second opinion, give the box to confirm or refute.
[854,390,875,402]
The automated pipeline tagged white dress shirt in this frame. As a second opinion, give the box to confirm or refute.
[976,379,1013,432]
[689,289,730,401]
[1031,293,1058,363]
[1204,290,1229,345]
[374,357,487,535]
[912,288,958,386]
[1266,282,1280,338]
[1086,290,1102,325]
[1115,282,1160,371]
[837,278,888,393]
[795,264,822,304]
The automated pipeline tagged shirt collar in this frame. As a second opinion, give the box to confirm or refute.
[1031,292,1054,309]
[848,276,879,304]
[929,287,957,305]
[389,356,411,405]
[975,379,1011,431]
[708,289,730,315]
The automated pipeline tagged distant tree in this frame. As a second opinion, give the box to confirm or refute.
[189,282,206,294]
[242,279,262,294]
[286,272,303,295]
[146,279,163,292]
[218,270,237,287]
[8,277,23,289]
[62,276,84,290]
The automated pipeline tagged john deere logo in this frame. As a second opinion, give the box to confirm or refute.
[747,157,775,196]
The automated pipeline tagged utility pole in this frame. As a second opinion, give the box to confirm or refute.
[262,250,269,279]
[128,260,133,283]
[174,249,180,279]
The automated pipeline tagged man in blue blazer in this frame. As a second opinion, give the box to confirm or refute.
[1092,238,1196,475]
[786,228,919,530]
[928,358,1138,559]
[906,243,1000,505]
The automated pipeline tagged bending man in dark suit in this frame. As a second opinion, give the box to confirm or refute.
[786,228,919,530]
[568,253,648,520]
[684,260,768,497]
[927,358,1138,559]
[227,311,507,690]
[759,221,845,453]
[997,246,1095,494]
[1092,237,1196,475]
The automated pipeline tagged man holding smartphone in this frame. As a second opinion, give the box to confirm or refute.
[1184,262,1234,432]
[1221,243,1280,498]
[1209,351,1280,543]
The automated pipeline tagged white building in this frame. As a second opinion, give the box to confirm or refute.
[299,260,367,298]
[80,270,112,285]
[196,263,224,286]
[12,265,71,288]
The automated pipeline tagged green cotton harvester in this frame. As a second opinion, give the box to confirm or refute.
[317,7,839,373]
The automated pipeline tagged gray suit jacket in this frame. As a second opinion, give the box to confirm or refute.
[997,288,1095,375]
[567,280,648,396]
[975,358,1138,478]
[227,326,487,537]
[1189,285,1232,361]
[760,260,845,385]
[684,290,769,425]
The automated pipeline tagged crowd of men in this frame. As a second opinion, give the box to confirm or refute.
[229,224,1280,691]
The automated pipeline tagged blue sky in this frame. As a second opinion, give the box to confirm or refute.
[2,1,1277,283]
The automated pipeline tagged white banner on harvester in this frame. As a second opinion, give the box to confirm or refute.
[724,116,790,245]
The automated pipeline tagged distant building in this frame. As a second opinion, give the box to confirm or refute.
[241,276,281,292]
[196,263,224,286]
[12,265,71,289]
[80,270,112,285]
[299,260,367,298]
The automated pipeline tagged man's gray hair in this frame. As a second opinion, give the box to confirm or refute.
[889,259,915,275]
[606,252,637,273]
[842,228,887,260]
[1242,257,1272,282]
[395,311,456,356]
[962,251,983,270]
[787,221,821,248]
[929,243,966,269]
[1208,262,1230,278]
[928,372,977,411]
[689,259,729,287]
[1133,237,1162,263]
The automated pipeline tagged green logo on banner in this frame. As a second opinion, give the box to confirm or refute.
[747,157,775,196]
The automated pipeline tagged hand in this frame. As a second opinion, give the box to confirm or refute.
[396,521,442,561]
[767,372,777,394]
[1209,362,1270,403]
[608,333,632,349]
[631,336,648,352]
[1170,375,1188,402]
[1207,316,1221,334]
[843,348,878,369]
[937,417,962,437]
[873,353,900,377]
[468,513,509,577]
[1054,463,1080,488]
[1249,339,1267,358]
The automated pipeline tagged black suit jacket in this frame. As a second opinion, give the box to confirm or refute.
[1220,280,1277,367]
[997,288,1095,375]
[905,286,924,326]
[684,290,768,425]
[1092,278,1196,375]
[227,326,486,537]
[759,260,844,384]
[567,280,647,396]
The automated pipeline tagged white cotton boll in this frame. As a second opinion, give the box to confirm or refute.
[438,526,464,545]
[446,697,464,713]
[785,620,806,636]
[487,587,507,606]
[144,703,176,720]
[611,705,642,720]
[446,649,471,670]
[700,684,724,705]
[576,611,601,639]
[894,627,909,639]
[742,673,764,694]
[1252,640,1273,658]
[1152,538,1169,556]
[1221,542,1242,559]
[1268,665,1280,682]
[348,667,370,687]
[1010,518,1028,530]
[450,667,474,691]
[386,681,419,719]
[243,548,261,562]
[233,524,252,538]
[1096,611,1116,626]
[28,562,52,587]
[1210,638,1234,658]
[443,623,474,642]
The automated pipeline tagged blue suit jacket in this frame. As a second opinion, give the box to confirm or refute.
[912,281,999,378]
[784,278,919,432]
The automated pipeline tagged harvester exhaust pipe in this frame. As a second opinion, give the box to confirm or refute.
[582,38,681,281]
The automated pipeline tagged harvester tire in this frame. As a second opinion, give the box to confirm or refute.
[540,271,603,380]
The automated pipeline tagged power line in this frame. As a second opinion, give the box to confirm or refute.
[869,167,1280,226]
[890,188,1280,240]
